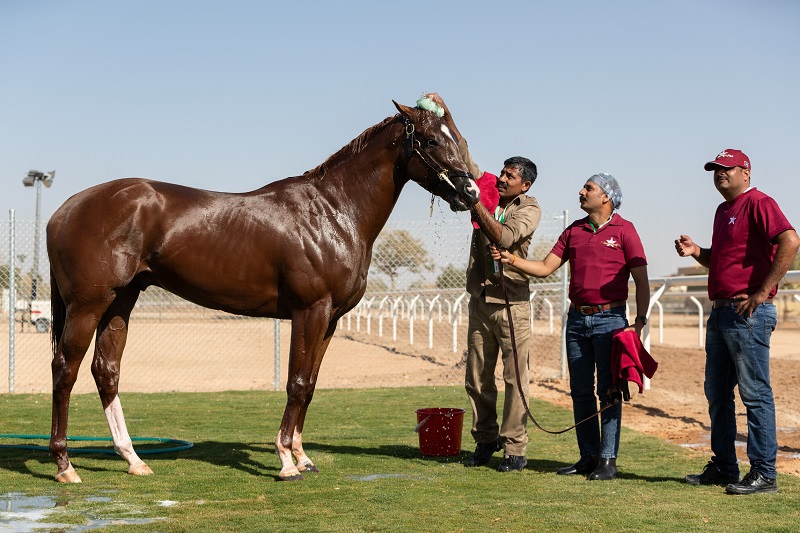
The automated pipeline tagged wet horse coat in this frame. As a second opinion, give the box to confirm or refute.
[46,101,478,482]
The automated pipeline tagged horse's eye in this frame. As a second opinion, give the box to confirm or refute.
[426,138,438,149]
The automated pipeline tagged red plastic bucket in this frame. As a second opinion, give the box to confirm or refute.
[414,407,465,457]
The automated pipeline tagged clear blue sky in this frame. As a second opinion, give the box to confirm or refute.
[2,0,798,277]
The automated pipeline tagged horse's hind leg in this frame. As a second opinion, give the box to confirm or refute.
[92,286,152,476]
[50,305,105,483]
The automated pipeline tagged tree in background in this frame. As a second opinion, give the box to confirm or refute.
[371,230,433,291]
[365,277,389,294]
[0,264,11,291]
[436,263,466,289]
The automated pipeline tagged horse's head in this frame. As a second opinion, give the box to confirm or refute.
[393,101,479,211]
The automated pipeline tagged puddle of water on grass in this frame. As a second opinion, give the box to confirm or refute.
[157,500,178,507]
[0,492,165,532]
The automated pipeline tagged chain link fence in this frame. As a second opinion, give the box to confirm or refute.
[2,210,568,394]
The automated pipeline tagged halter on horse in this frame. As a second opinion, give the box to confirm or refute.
[46,100,478,483]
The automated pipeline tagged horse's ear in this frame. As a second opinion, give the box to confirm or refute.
[393,100,415,118]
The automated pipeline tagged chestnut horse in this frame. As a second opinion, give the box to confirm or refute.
[46,101,478,482]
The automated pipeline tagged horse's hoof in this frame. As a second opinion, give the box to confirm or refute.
[277,473,304,481]
[55,468,82,483]
[298,462,319,473]
[128,462,154,476]
[277,471,305,482]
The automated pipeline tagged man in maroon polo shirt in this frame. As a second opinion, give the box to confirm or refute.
[493,173,650,480]
[676,149,800,495]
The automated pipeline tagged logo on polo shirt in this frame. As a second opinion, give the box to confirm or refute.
[602,237,620,248]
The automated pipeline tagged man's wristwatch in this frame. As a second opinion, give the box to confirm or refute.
[635,315,648,326]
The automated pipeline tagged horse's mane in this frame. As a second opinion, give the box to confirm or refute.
[305,115,398,179]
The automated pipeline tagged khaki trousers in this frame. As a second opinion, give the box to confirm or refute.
[465,296,531,456]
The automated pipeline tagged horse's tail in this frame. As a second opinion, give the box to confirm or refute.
[50,269,66,357]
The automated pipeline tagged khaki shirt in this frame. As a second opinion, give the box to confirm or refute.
[466,195,542,303]
[458,137,542,304]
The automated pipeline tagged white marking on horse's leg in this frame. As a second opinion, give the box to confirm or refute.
[291,427,318,472]
[276,430,303,480]
[104,395,153,476]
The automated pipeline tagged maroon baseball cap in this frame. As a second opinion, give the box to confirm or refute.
[704,149,751,171]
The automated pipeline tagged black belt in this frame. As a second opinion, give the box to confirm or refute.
[570,300,627,316]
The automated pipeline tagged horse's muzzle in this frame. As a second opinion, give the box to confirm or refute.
[458,178,480,206]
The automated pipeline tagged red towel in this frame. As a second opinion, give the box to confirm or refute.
[471,172,500,229]
[611,329,659,395]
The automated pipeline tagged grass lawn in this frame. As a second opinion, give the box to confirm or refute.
[1,387,798,532]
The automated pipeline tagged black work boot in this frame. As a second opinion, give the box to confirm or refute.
[464,437,502,467]
[497,455,527,472]
[556,455,598,476]
[589,458,617,480]
[685,461,739,486]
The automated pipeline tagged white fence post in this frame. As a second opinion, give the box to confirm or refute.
[8,209,16,394]
[274,318,280,391]
[408,295,420,345]
[529,289,537,332]
[452,292,467,353]
[364,297,375,335]
[392,297,403,341]
[542,298,554,334]
[427,294,440,349]
[689,296,705,348]
[377,296,389,338]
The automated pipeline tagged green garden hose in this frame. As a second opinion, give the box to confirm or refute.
[0,434,193,454]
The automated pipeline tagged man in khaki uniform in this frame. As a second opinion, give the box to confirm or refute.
[427,93,541,472]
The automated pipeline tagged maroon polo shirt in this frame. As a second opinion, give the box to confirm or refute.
[550,213,647,306]
[708,188,794,300]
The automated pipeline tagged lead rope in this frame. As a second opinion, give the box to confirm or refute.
[498,262,616,434]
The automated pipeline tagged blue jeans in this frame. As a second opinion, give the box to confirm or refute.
[705,303,778,479]
[565,307,627,459]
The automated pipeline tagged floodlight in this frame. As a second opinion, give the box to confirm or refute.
[23,170,41,187]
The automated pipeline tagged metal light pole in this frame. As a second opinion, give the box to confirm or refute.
[22,170,55,300]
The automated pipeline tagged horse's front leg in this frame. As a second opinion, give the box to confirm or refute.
[291,333,333,473]
[275,305,333,481]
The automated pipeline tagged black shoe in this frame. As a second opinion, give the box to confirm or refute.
[464,437,502,467]
[556,455,598,476]
[725,470,778,495]
[497,455,527,472]
[589,458,617,480]
[685,461,739,486]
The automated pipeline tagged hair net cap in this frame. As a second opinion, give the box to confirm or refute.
[588,173,623,210]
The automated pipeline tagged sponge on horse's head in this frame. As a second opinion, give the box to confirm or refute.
[415,96,445,118]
